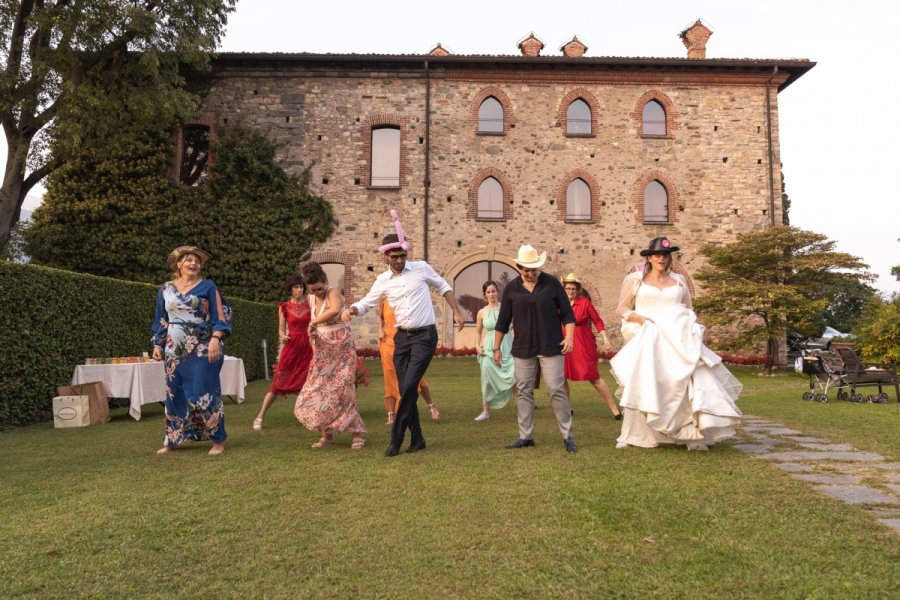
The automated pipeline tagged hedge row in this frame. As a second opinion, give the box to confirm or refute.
[0,262,277,429]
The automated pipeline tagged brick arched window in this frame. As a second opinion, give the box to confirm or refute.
[644,180,668,222]
[632,171,681,224]
[468,87,516,134]
[358,114,410,187]
[557,88,600,137]
[557,169,601,223]
[632,90,677,138]
[468,167,514,220]
[306,251,358,299]
[478,98,504,134]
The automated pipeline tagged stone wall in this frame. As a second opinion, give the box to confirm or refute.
[198,61,785,349]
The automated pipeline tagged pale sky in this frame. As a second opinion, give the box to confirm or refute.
[14,0,900,294]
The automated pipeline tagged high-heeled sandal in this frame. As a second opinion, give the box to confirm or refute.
[429,404,440,421]
[252,418,263,431]
[311,436,333,449]
[351,437,366,450]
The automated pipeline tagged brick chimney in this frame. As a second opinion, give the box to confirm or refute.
[560,36,588,58]
[428,43,450,56]
[518,33,545,57]
[679,20,713,59]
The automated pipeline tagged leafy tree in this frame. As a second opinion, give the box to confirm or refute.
[819,278,878,334]
[26,125,337,302]
[0,0,236,252]
[693,226,872,374]
[854,294,900,364]
[781,169,791,225]
[25,128,189,278]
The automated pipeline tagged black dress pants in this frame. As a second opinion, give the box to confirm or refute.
[390,325,438,448]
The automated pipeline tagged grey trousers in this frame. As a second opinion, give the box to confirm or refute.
[513,354,573,440]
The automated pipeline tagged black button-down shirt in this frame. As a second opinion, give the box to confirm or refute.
[495,272,575,359]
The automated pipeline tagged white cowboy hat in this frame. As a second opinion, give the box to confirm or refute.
[515,244,547,269]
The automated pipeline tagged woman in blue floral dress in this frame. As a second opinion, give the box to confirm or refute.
[151,246,233,456]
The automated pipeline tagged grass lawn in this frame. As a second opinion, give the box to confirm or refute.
[1,359,898,598]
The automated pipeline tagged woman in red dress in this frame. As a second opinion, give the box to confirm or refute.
[253,274,313,430]
[561,273,621,420]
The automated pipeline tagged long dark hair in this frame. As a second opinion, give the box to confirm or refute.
[483,280,499,296]
[301,261,328,285]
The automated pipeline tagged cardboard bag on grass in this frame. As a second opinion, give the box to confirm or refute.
[52,396,91,428]
[56,381,110,424]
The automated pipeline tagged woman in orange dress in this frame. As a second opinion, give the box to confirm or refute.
[253,274,313,430]
[378,297,440,424]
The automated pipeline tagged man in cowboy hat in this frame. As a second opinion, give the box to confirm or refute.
[342,231,465,457]
[493,244,578,453]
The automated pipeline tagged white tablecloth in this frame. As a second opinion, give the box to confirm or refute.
[71,357,247,421]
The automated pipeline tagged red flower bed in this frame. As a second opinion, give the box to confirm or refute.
[435,346,479,357]
[356,347,380,359]
[716,352,767,366]
[354,357,371,387]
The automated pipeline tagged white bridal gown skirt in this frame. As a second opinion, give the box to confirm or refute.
[610,305,743,448]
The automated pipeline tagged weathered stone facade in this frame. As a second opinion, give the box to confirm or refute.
[194,30,812,349]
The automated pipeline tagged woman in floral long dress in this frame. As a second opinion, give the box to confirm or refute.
[252,274,313,430]
[151,246,232,456]
[294,262,367,449]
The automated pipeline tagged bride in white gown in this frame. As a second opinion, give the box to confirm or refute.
[610,237,742,450]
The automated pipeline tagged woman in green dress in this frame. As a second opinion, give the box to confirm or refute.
[474,281,514,420]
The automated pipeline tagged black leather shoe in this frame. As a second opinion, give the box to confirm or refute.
[406,440,426,453]
[564,437,578,453]
[384,445,400,457]
[505,438,535,449]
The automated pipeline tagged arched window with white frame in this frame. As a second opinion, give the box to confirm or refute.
[371,126,400,186]
[566,178,591,221]
[643,180,669,222]
[642,100,666,136]
[477,176,504,219]
[478,97,504,133]
[566,99,591,135]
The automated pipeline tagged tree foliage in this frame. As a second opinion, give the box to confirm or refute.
[26,125,337,302]
[693,226,872,374]
[853,294,900,364]
[819,278,878,334]
[0,0,236,251]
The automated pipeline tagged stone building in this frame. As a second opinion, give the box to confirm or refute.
[183,21,814,349]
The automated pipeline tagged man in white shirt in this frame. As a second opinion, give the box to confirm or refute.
[342,234,464,457]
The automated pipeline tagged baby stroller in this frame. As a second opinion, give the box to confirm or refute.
[794,350,845,402]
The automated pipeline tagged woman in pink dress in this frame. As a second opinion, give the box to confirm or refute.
[561,273,621,419]
[253,274,313,430]
[294,262,367,449]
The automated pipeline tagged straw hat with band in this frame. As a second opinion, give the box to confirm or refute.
[515,244,547,269]
[561,273,582,290]
[167,246,211,272]
[639,237,679,256]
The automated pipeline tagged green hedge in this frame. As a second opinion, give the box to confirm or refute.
[0,262,277,428]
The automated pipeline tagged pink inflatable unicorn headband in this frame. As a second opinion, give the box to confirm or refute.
[378,209,412,255]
